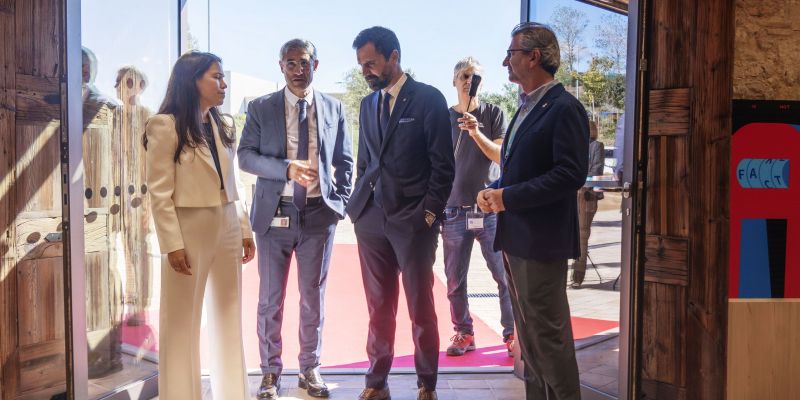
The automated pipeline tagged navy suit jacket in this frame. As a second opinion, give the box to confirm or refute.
[346,75,454,232]
[491,83,589,261]
[238,89,354,234]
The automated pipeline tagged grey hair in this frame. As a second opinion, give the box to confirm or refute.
[511,22,560,76]
[279,38,317,61]
[453,56,484,78]
[81,46,98,84]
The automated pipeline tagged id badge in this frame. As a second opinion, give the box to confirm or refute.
[466,208,485,231]
[270,216,290,228]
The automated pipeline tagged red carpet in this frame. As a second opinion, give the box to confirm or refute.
[121,244,620,370]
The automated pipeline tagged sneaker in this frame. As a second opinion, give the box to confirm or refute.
[446,332,476,356]
[504,333,515,357]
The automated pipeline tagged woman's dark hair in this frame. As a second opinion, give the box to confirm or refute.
[143,51,234,162]
[352,26,401,62]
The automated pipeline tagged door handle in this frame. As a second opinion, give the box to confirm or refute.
[622,181,632,199]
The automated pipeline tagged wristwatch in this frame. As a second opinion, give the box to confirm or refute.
[424,210,437,227]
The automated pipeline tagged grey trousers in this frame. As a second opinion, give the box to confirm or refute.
[504,254,581,400]
[255,200,338,376]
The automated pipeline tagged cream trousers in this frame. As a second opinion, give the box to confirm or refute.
[158,201,248,399]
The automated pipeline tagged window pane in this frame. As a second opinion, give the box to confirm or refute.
[80,1,176,397]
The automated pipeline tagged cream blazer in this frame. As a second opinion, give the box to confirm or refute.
[145,113,253,254]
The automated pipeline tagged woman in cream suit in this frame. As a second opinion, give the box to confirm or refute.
[144,51,255,399]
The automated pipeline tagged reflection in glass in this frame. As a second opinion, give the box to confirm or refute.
[81,46,125,379]
[114,66,153,329]
[81,0,173,395]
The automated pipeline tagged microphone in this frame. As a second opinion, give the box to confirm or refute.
[468,74,482,98]
[455,74,483,157]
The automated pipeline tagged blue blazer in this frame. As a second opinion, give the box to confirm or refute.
[237,89,354,234]
[346,75,454,231]
[491,83,589,261]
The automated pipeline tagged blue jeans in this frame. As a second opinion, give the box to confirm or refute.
[441,207,514,338]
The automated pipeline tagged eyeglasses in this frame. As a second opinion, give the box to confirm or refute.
[506,48,537,59]
[282,59,312,71]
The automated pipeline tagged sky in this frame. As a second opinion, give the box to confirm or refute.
[82,0,622,111]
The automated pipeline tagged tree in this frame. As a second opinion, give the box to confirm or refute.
[594,13,628,74]
[549,6,589,83]
[478,83,519,123]
[579,56,614,116]
[340,67,371,144]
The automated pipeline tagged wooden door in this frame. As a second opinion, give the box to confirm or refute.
[635,0,733,398]
[1,1,69,398]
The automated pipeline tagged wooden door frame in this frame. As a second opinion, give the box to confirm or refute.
[627,0,734,398]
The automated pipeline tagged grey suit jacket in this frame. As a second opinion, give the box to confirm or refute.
[237,89,354,234]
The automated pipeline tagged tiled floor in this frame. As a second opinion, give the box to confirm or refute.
[158,194,625,399]
[192,373,526,399]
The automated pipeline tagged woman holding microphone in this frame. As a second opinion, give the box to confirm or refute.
[144,51,255,399]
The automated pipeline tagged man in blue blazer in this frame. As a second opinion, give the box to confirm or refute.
[238,39,353,400]
[478,23,588,400]
[347,27,454,400]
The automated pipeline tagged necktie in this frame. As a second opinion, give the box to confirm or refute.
[293,99,308,210]
[380,92,391,141]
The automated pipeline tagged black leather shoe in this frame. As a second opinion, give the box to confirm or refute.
[256,373,280,399]
[417,388,438,400]
[358,386,391,400]
[298,367,330,398]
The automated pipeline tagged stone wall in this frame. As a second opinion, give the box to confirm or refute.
[734,0,800,100]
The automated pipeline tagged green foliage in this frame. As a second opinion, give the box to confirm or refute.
[576,56,625,142]
[341,67,371,144]
[478,83,519,123]
[578,56,625,113]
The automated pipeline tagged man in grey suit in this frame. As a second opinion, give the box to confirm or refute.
[238,38,354,400]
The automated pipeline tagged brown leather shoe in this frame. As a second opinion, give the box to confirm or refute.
[446,332,475,356]
[358,387,390,400]
[417,387,438,400]
[256,373,280,399]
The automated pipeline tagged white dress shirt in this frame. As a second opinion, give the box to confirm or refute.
[282,86,321,197]
[381,73,408,116]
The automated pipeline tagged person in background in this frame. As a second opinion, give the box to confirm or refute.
[441,56,515,358]
[145,51,255,400]
[571,119,605,288]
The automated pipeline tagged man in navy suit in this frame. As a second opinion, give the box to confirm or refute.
[478,23,588,400]
[346,26,454,400]
[238,39,353,400]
